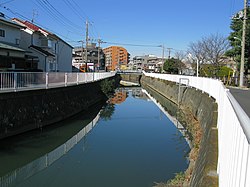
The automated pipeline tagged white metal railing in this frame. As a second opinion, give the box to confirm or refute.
[143,72,250,187]
[0,72,116,92]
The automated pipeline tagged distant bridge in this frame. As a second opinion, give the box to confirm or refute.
[116,70,142,75]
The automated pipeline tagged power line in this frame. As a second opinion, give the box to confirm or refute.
[0,0,15,5]
[0,4,31,21]
[64,0,91,22]
[42,0,81,30]
[61,0,100,42]
[103,41,161,48]
[229,0,236,16]
[68,40,180,53]
[62,0,86,22]
[32,0,83,35]
[0,6,77,44]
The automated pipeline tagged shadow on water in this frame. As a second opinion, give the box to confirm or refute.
[0,101,106,185]
[0,87,190,187]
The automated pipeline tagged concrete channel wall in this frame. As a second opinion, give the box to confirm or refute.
[118,73,218,185]
[0,76,119,140]
[139,75,218,186]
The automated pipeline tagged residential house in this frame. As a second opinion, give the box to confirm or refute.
[0,13,27,71]
[12,18,73,72]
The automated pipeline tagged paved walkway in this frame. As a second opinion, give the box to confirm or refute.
[229,88,250,118]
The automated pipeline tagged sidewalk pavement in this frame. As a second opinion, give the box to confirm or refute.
[229,87,250,118]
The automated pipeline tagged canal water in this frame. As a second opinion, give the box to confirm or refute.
[0,88,189,187]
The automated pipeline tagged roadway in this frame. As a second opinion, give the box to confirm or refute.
[229,88,250,118]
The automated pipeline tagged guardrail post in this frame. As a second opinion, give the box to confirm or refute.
[65,73,68,87]
[14,72,17,92]
[46,72,49,89]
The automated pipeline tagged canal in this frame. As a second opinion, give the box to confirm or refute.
[0,87,190,187]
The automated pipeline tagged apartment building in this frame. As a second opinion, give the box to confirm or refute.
[72,43,105,72]
[103,46,130,71]
[132,55,164,72]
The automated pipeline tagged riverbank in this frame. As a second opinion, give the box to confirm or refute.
[0,76,120,140]
[141,75,218,187]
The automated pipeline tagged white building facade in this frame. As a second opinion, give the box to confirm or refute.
[12,18,72,72]
[0,14,26,71]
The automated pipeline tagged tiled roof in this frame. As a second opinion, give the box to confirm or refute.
[12,18,73,48]
[12,18,53,36]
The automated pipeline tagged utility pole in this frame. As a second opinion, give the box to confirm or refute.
[166,48,173,59]
[85,20,89,72]
[162,45,165,72]
[97,38,103,72]
[239,0,248,87]
[81,40,84,67]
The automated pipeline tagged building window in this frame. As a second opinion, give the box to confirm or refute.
[0,29,5,37]
[16,39,20,45]
[48,40,53,48]
[41,39,53,48]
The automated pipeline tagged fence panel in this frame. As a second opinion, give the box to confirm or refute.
[143,72,250,187]
[0,72,115,92]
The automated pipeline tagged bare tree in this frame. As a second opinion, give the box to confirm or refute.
[175,51,186,61]
[174,51,187,74]
[202,33,230,66]
[187,40,207,64]
[188,33,229,66]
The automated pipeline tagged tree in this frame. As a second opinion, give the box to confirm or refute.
[163,58,184,74]
[200,64,233,78]
[187,40,207,65]
[188,33,230,76]
[226,7,250,75]
[202,33,230,66]
[100,103,115,121]
[174,51,188,74]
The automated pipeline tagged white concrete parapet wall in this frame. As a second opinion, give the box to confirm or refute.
[143,72,250,187]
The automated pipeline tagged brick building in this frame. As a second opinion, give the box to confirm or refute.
[103,46,130,71]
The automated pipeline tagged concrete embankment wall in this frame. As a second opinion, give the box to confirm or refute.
[140,75,218,187]
[0,76,119,140]
[118,73,142,84]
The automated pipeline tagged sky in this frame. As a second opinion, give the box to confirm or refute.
[0,0,245,57]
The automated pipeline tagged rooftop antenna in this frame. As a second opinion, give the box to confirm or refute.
[32,9,38,23]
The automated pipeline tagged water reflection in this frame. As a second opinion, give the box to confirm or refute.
[0,105,103,187]
[109,89,128,104]
[0,87,190,187]
[142,89,191,148]
[142,88,191,158]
